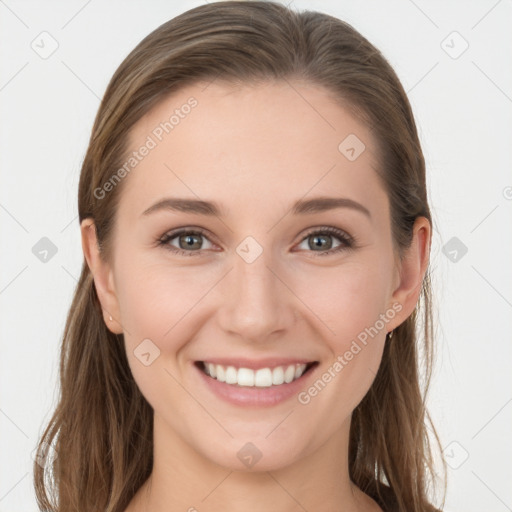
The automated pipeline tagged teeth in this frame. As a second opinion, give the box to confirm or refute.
[272,366,284,385]
[202,362,308,387]
[225,366,237,384]
[216,365,226,382]
[284,365,296,383]
[238,368,254,386]
[254,368,272,387]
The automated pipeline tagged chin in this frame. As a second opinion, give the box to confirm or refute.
[193,431,313,473]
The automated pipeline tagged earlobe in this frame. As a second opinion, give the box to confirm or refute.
[80,218,123,335]
[388,216,431,330]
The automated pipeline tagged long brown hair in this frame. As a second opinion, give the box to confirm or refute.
[33,2,446,511]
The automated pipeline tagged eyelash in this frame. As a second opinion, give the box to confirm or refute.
[157,226,355,257]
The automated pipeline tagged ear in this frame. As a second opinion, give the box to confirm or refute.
[80,218,123,335]
[387,216,431,330]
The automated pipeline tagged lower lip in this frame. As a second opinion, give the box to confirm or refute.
[194,362,318,407]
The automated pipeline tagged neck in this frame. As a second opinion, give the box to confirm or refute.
[127,412,380,512]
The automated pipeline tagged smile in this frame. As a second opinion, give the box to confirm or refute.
[197,361,317,387]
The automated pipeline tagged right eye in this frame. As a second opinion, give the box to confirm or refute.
[158,228,215,256]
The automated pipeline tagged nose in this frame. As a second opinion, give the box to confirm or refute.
[216,245,296,343]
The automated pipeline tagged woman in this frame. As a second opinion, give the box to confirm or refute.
[33,2,446,511]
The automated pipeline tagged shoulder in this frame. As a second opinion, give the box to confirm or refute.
[369,483,442,512]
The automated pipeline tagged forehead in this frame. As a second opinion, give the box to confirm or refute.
[118,79,384,221]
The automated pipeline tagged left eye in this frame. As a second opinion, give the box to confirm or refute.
[296,229,351,254]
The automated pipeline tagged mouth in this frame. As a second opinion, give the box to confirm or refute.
[195,360,319,388]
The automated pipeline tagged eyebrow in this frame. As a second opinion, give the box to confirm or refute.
[141,196,371,219]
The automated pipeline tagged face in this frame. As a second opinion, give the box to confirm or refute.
[89,79,417,472]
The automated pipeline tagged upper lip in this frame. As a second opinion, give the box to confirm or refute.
[196,358,317,370]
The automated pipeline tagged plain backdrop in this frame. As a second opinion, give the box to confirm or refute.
[1,1,511,511]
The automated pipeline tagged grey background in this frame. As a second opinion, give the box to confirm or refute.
[1,1,511,510]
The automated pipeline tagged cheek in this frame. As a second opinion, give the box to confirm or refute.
[114,259,217,375]
[117,268,176,339]
[291,278,389,447]
[115,252,212,333]
[115,262,205,416]
[304,258,392,346]
[295,258,391,403]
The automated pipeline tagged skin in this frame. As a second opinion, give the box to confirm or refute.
[81,79,430,512]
